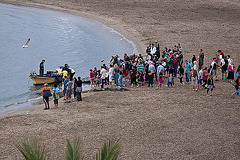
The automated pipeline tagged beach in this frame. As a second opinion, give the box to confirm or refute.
[0,0,240,159]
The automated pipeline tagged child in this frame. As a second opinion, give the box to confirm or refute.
[89,69,95,88]
[167,73,174,87]
[136,72,140,87]
[157,72,164,89]
[139,70,144,86]
[206,75,214,96]
[130,71,136,87]
[178,65,184,85]
[148,71,153,87]
[52,83,60,108]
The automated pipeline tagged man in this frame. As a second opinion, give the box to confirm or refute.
[227,55,233,66]
[199,49,204,68]
[65,78,73,103]
[39,59,45,75]
[157,63,164,75]
[76,77,82,101]
[100,66,107,89]
[178,51,183,65]
[211,58,218,80]
[63,76,69,100]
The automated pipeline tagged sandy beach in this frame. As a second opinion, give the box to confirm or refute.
[0,0,240,159]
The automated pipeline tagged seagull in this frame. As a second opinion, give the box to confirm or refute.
[22,38,30,48]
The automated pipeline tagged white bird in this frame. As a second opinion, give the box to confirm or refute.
[22,38,30,48]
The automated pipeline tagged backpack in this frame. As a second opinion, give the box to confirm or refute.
[55,87,60,94]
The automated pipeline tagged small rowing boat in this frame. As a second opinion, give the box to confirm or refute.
[29,70,62,85]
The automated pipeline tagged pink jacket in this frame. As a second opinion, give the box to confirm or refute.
[228,65,235,72]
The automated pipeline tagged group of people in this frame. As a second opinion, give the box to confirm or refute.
[40,63,82,110]
[41,42,240,110]
[88,42,239,97]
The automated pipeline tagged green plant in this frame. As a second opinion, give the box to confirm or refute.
[65,137,84,160]
[16,137,47,160]
[16,137,121,160]
[96,138,121,160]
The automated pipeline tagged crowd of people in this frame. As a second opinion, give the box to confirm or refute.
[88,42,240,97]
[41,42,240,110]
[41,63,83,110]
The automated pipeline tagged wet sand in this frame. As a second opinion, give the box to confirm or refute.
[0,0,240,159]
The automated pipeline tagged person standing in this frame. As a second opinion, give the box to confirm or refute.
[76,77,82,101]
[108,64,114,86]
[100,66,107,89]
[63,76,69,100]
[39,59,45,75]
[89,69,95,88]
[41,83,51,110]
[206,75,214,96]
[227,62,235,80]
[173,55,180,77]
[113,64,119,86]
[65,78,73,103]
[52,83,60,108]
[199,49,204,68]
[184,60,191,84]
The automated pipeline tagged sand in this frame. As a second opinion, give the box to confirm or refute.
[0,0,240,159]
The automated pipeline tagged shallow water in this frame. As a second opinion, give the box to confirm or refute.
[0,4,136,114]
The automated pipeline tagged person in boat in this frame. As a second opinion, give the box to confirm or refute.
[53,70,60,83]
[69,68,75,80]
[39,59,45,76]
[62,64,70,72]
[41,83,51,110]
[61,70,69,81]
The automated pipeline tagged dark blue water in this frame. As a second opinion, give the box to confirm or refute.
[0,3,137,114]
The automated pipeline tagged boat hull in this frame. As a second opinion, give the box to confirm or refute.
[29,75,62,85]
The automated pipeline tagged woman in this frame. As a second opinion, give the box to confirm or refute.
[184,60,191,84]
[227,62,235,80]
[113,64,119,86]
[206,75,214,96]
[190,69,198,91]
[89,69,95,88]
[41,83,52,110]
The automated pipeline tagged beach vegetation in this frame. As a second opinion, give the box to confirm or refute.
[65,137,84,160]
[16,137,48,160]
[96,138,121,160]
[16,137,121,160]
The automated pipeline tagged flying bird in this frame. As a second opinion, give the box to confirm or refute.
[22,38,30,48]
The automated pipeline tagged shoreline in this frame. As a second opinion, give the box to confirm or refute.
[0,2,145,116]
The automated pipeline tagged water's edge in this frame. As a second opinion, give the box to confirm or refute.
[0,3,143,115]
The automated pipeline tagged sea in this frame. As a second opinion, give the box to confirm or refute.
[0,3,137,114]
